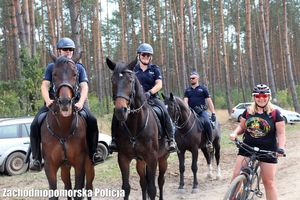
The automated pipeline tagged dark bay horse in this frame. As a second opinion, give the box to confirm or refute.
[41,56,94,200]
[162,93,221,193]
[106,57,169,200]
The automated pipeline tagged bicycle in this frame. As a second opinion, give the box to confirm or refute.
[223,139,285,200]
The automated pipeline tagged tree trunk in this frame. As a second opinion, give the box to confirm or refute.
[68,0,81,55]
[235,0,246,102]
[196,0,207,84]
[29,0,36,57]
[259,0,277,101]
[245,0,255,88]
[282,0,300,113]
[119,0,128,61]
[218,0,232,114]
[187,0,197,72]
[46,0,56,50]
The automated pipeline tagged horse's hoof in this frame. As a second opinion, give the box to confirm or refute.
[177,188,185,194]
[206,173,213,179]
[216,174,222,180]
[191,188,199,194]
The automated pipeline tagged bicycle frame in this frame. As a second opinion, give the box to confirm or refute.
[223,140,278,200]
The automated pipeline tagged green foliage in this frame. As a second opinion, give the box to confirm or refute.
[0,50,43,117]
[88,93,114,117]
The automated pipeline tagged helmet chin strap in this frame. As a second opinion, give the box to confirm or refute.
[138,55,151,65]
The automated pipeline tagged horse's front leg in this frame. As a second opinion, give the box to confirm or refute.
[74,162,85,200]
[201,147,213,179]
[191,148,199,193]
[85,157,95,200]
[177,149,186,191]
[158,155,168,200]
[118,154,131,200]
[61,165,72,200]
[44,162,59,200]
[145,157,157,200]
[136,160,147,200]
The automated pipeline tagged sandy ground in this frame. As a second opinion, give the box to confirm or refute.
[1,117,299,200]
[105,126,300,200]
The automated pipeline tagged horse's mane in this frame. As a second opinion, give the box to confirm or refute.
[174,96,189,110]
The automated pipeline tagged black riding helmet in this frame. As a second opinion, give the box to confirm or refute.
[136,43,154,55]
[57,37,75,49]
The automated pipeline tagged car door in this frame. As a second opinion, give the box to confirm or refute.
[0,123,29,166]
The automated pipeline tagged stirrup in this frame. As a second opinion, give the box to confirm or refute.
[109,141,118,153]
[30,160,42,172]
[92,153,104,166]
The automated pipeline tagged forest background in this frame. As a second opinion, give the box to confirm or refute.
[0,0,299,118]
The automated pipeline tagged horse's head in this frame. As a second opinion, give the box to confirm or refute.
[162,93,181,122]
[51,55,78,117]
[106,57,139,122]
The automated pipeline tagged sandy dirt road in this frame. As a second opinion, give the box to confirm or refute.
[0,123,299,200]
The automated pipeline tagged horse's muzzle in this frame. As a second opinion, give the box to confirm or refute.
[57,98,73,117]
[114,107,128,122]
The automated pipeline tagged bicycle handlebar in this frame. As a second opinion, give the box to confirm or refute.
[234,139,286,158]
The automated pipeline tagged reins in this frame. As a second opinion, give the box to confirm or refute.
[46,105,79,164]
[172,99,197,136]
[121,108,150,148]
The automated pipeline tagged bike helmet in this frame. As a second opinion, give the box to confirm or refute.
[57,37,75,49]
[136,43,154,54]
[252,84,271,96]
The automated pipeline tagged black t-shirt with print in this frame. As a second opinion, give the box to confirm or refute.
[239,109,284,163]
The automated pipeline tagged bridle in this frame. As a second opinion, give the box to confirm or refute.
[112,69,147,114]
[169,98,196,135]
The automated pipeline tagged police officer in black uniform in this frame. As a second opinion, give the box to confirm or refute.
[184,71,216,152]
[110,43,177,152]
[29,38,103,171]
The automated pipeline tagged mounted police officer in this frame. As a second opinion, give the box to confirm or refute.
[29,37,103,171]
[183,71,216,152]
[109,43,177,152]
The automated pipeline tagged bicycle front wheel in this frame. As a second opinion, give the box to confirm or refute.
[223,175,247,200]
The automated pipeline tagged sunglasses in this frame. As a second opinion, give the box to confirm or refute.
[254,94,269,99]
[190,77,197,80]
[61,48,74,52]
[141,53,151,57]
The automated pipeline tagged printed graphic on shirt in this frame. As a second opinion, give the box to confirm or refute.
[245,117,271,138]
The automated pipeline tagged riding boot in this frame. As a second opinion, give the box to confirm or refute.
[109,115,118,153]
[165,118,177,153]
[84,109,104,166]
[203,120,213,153]
[29,122,42,171]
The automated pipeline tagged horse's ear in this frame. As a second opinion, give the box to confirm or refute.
[161,93,165,100]
[72,51,83,63]
[127,57,138,70]
[49,50,57,62]
[106,57,116,71]
[170,93,174,101]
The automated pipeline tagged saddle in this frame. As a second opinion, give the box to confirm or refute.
[148,102,166,139]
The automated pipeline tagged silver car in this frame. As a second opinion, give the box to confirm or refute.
[231,102,300,124]
[0,117,32,175]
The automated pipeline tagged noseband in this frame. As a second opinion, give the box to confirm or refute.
[170,99,193,130]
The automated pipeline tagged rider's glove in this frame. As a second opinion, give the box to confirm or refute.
[211,113,216,122]
[145,91,152,99]
[277,148,285,156]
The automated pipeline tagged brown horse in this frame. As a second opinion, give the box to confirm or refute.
[162,93,221,193]
[106,57,169,200]
[40,56,94,200]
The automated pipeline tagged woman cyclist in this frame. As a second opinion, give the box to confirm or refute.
[229,84,286,200]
